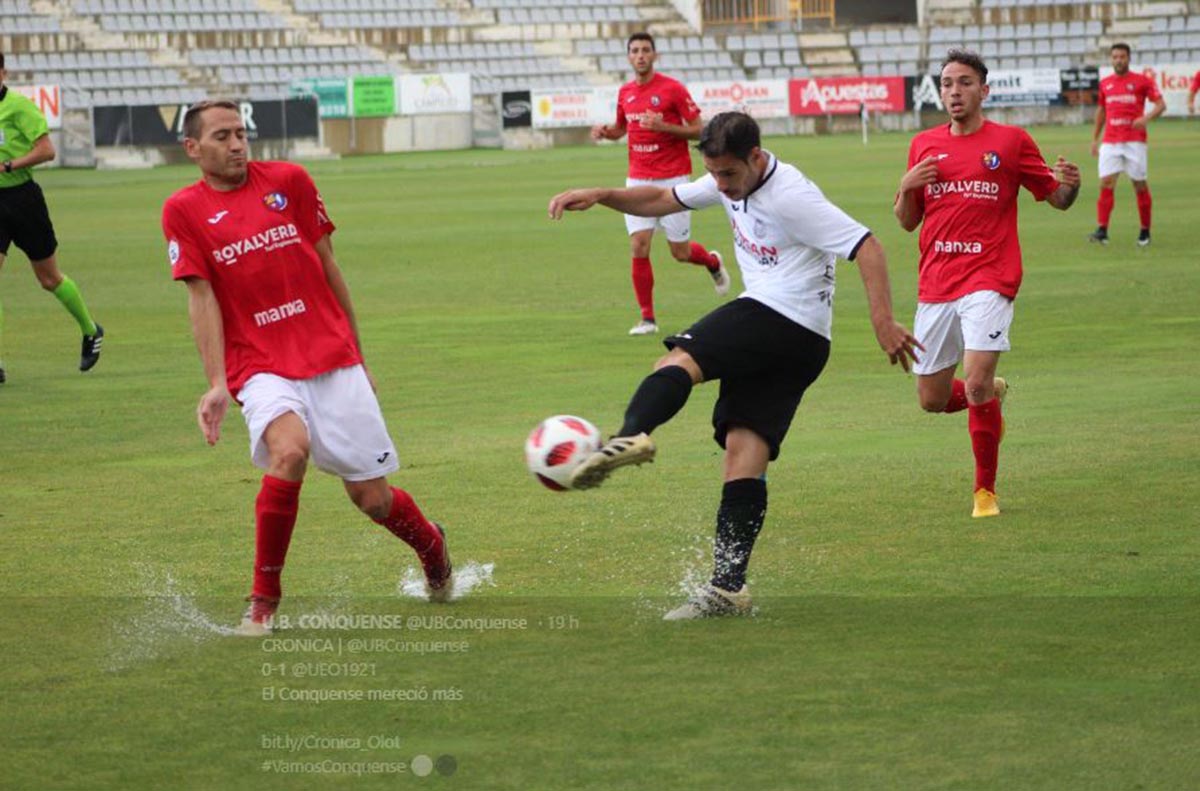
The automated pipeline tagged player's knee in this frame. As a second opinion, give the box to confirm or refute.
[348,484,391,520]
[964,378,994,404]
[668,244,691,261]
[34,269,62,290]
[270,444,309,478]
[919,393,948,413]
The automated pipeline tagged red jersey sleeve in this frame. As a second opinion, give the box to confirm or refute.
[288,165,336,244]
[1017,130,1058,202]
[1192,71,1200,93]
[1146,75,1163,102]
[615,87,627,129]
[675,83,701,122]
[162,197,210,282]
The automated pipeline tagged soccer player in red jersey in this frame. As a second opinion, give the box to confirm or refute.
[1188,69,1200,114]
[1088,43,1165,247]
[161,100,452,635]
[591,32,730,336]
[894,50,1081,518]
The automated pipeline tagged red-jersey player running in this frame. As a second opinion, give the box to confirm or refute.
[591,32,730,336]
[1188,69,1200,115]
[895,50,1080,518]
[162,100,452,636]
[1089,43,1165,247]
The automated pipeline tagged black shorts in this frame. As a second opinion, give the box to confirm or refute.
[0,180,58,262]
[665,297,830,460]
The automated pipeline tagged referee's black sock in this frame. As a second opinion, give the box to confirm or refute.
[711,477,768,592]
[618,365,693,436]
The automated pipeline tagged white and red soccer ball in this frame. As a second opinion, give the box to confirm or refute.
[524,415,602,491]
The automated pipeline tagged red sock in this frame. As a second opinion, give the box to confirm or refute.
[686,242,719,271]
[252,475,302,600]
[1097,187,1114,228]
[631,257,654,321]
[968,398,1002,493]
[375,487,444,569]
[1136,189,1152,231]
[944,379,968,414]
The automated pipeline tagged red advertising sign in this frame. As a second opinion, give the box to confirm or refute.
[788,76,906,115]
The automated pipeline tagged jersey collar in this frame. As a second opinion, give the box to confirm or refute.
[740,150,778,206]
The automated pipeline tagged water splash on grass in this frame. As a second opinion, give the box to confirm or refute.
[396,560,496,601]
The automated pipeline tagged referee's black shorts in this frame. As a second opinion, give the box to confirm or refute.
[664,297,830,460]
[0,180,58,262]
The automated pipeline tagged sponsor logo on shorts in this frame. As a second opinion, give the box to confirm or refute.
[933,239,983,254]
[376,451,391,464]
[253,298,307,327]
[981,151,1001,170]
[988,330,1003,339]
[211,223,301,265]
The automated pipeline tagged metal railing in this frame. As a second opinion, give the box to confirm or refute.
[703,0,835,29]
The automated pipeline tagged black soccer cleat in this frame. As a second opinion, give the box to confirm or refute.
[0,366,6,384]
[1087,227,1109,245]
[80,323,104,371]
[1136,229,1151,248]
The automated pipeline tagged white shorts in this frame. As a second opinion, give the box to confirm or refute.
[1097,142,1148,181]
[239,364,400,482]
[624,175,692,240]
[912,290,1014,376]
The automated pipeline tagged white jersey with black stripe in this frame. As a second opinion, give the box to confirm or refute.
[673,151,870,340]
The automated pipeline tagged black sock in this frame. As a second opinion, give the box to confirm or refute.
[711,478,767,592]
[618,365,693,436]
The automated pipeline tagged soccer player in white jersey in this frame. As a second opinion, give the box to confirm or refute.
[549,112,921,619]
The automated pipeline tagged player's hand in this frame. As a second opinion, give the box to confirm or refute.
[641,112,667,131]
[872,319,923,373]
[1053,156,1081,188]
[548,189,603,219]
[1090,140,1100,157]
[589,124,607,141]
[898,156,939,194]
[1131,116,1147,131]
[197,385,231,446]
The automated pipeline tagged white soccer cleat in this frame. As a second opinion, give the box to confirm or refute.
[234,595,278,637]
[568,433,656,490]
[663,583,753,621]
[708,251,730,297]
[628,320,659,336]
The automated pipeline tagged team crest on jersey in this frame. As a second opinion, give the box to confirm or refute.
[650,95,660,106]
[753,218,767,237]
[263,192,288,211]
[981,151,1001,170]
[1126,83,1134,91]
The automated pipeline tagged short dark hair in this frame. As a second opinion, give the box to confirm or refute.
[1111,42,1131,55]
[696,112,760,161]
[627,32,655,52]
[183,99,239,140]
[941,49,988,83]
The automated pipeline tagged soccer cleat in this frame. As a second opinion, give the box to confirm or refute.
[1087,227,1108,245]
[708,250,731,296]
[663,583,753,621]
[423,523,454,603]
[0,366,6,385]
[234,595,279,637]
[972,488,1000,519]
[568,432,656,490]
[79,323,104,371]
[628,319,659,336]
[994,376,1007,441]
[1137,229,1151,247]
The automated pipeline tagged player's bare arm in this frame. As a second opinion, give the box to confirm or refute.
[549,186,681,219]
[8,134,56,170]
[641,113,703,140]
[1132,97,1166,130]
[894,156,937,231]
[185,277,230,446]
[1090,105,1105,157]
[851,235,923,372]
[590,122,627,141]
[1047,156,1081,211]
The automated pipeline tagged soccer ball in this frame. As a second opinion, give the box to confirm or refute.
[525,415,602,491]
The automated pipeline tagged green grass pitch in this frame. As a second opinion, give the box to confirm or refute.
[1,123,1197,790]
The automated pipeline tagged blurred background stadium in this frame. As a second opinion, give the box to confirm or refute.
[3,0,1199,166]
